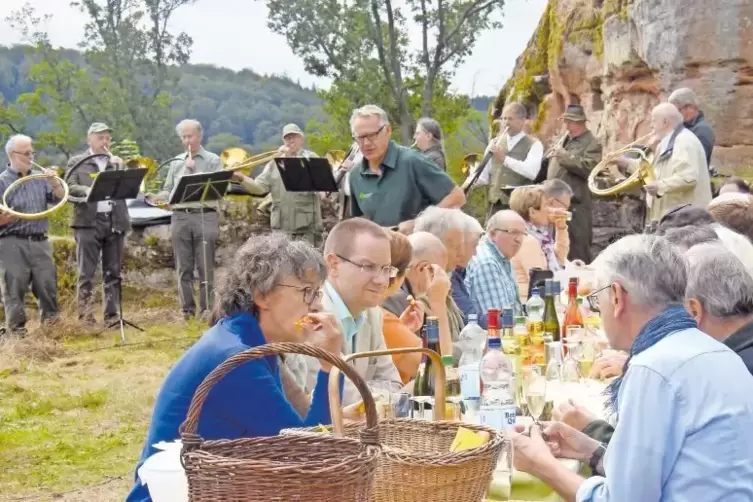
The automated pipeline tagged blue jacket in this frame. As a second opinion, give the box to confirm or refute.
[127,312,340,501]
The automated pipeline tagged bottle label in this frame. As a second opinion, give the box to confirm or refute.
[459,366,481,399]
[502,405,517,427]
[479,407,505,430]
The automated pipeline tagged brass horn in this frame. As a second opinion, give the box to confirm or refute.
[461,152,482,175]
[1,161,70,220]
[221,147,281,175]
[546,134,567,158]
[588,133,654,197]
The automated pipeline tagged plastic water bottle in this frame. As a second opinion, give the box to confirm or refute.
[458,314,486,400]
[526,288,546,367]
[479,336,517,430]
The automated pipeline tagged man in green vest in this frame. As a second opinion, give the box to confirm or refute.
[546,104,603,263]
[234,123,324,247]
[464,102,544,222]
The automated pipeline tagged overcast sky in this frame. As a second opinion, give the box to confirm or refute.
[0,0,547,97]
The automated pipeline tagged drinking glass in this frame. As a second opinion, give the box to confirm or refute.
[562,341,581,383]
[368,380,402,418]
[486,439,513,500]
[579,338,596,379]
[522,366,547,424]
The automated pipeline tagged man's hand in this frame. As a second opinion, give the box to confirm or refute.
[553,399,598,432]
[397,219,415,234]
[399,300,425,333]
[511,424,559,475]
[426,265,451,303]
[302,311,344,372]
[340,159,355,172]
[553,146,568,159]
[541,421,602,462]
[490,143,506,163]
[590,351,628,379]
[109,155,124,168]
[231,171,246,182]
[184,158,196,170]
[644,180,660,196]
[40,167,57,179]
[0,211,14,225]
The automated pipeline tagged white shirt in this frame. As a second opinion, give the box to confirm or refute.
[471,131,543,186]
[89,149,113,213]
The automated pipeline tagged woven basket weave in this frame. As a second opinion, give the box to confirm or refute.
[284,347,507,502]
[179,342,380,501]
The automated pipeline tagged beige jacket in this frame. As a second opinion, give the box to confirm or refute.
[511,230,569,304]
[304,285,402,406]
[630,128,711,222]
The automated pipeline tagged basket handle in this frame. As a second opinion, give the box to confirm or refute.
[328,347,446,435]
[179,342,380,448]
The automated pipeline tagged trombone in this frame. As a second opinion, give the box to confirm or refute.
[221,147,282,175]
[1,160,70,220]
[462,126,508,194]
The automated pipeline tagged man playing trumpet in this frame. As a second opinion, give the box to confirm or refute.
[614,103,711,224]
[67,122,129,325]
[233,123,323,247]
[150,119,222,320]
[0,135,64,334]
[546,104,602,263]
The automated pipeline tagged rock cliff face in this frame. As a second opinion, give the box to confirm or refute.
[495,0,753,170]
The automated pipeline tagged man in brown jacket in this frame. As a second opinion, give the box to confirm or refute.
[546,105,603,263]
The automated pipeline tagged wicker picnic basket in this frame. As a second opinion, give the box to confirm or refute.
[179,342,381,501]
[282,347,507,502]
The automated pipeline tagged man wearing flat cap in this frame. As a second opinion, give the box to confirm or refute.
[66,122,129,325]
[546,105,602,263]
[234,123,324,246]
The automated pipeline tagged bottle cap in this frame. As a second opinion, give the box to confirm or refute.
[487,308,500,329]
[501,307,514,327]
[515,315,527,324]
[441,355,454,366]
[552,280,561,295]
[487,337,502,349]
[531,287,541,297]
[467,313,478,323]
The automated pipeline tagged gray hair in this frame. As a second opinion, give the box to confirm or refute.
[503,102,527,119]
[686,243,753,318]
[350,105,389,133]
[460,211,484,236]
[542,179,574,198]
[416,117,443,142]
[210,232,326,324]
[414,206,470,239]
[652,103,684,128]
[593,234,687,306]
[4,134,32,158]
[176,119,203,138]
[662,225,719,251]
[668,88,699,108]
[485,209,524,232]
[712,224,753,275]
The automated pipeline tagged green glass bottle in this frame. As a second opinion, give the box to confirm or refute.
[542,279,561,343]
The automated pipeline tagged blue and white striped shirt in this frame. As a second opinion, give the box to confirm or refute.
[465,235,521,315]
[0,165,56,236]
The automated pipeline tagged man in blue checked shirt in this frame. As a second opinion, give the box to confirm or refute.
[465,210,526,316]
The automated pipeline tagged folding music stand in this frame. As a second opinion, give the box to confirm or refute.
[168,170,233,317]
[274,157,339,194]
[86,169,147,342]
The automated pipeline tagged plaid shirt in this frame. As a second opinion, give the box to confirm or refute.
[465,235,521,316]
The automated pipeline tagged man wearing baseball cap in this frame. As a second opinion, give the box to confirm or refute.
[546,104,603,262]
[66,122,129,325]
[234,123,324,246]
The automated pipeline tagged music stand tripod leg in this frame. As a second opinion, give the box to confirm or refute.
[107,251,145,341]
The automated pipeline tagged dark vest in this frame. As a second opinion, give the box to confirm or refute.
[487,134,535,204]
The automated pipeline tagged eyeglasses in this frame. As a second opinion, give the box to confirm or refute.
[549,198,570,210]
[12,151,34,158]
[492,228,527,239]
[278,284,323,305]
[352,125,385,145]
[586,284,614,312]
[336,254,398,278]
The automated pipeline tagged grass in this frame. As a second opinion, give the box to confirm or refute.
[0,290,206,501]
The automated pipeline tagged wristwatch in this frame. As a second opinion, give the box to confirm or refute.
[588,443,607,475]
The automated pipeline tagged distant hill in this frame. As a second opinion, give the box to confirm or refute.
[0,44,493,152]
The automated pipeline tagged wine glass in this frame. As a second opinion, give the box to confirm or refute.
[522,366,547,425]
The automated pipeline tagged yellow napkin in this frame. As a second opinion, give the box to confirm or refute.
[450,427,490,452]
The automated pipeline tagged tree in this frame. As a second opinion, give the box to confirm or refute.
[263,0,505,142]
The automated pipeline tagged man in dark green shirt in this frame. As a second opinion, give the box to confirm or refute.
[348,105,465,230]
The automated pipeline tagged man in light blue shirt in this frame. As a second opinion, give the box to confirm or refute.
[465,210,525,315]
[512,233,753,501]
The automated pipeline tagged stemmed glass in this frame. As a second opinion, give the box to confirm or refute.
[522,366,547,425]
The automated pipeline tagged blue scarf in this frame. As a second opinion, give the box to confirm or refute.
[606,304,696,414]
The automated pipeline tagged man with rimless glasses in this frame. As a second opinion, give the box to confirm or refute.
[303,217,402,406]
[347,105,466,232]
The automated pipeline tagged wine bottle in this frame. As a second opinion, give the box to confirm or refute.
[562,277,584,354]
[542,279,561,343]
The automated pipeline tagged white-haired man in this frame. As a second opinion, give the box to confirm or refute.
[668,87,715,166]
[464,102,544,220]
[513,234,753,501]
[234,123,323,246]
[67,122,129,325]
[685,243,753,373]
[152,119,221,319]
[347,105,465,231]
[0,135,64,333]
[616,103,711,223]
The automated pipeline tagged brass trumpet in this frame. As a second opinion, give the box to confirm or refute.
[588,133,654,197]
[462,127,508,194]
[1,161,70,220]
[546,134,567,158]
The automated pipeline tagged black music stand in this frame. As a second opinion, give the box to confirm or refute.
[274,157,339,194]
[169,170,233,316]
[86,169,147,342]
